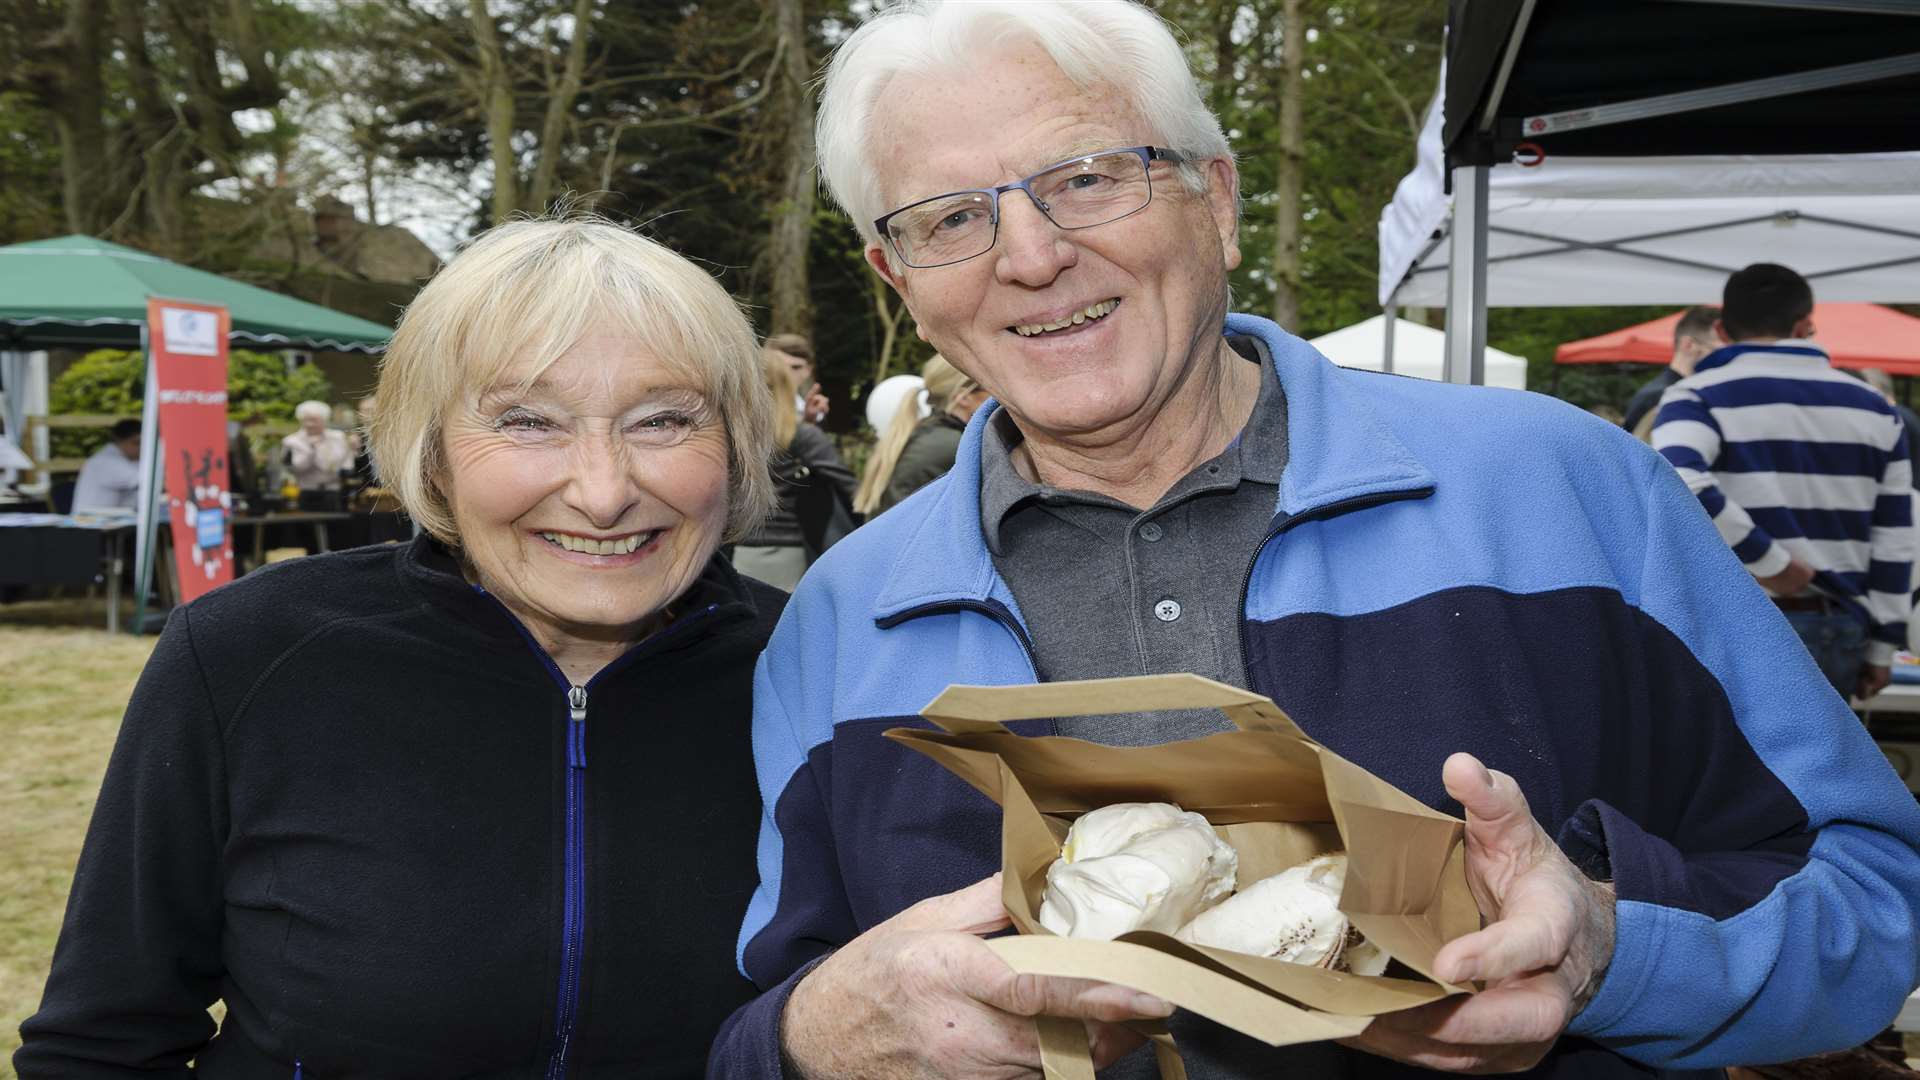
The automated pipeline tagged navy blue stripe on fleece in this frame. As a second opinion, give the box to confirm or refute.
[1695,377,1895,414]
[1244,585,1811,919]
[1719,439,1888,477]
[738,715,1009,985]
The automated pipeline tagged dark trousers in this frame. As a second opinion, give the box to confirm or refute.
[1782,608,1867,700]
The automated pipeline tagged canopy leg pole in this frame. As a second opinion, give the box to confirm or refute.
[1383,305,1398,374]
[1444,164,1489,386]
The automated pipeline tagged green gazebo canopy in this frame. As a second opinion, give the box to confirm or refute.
[0,235,392,354]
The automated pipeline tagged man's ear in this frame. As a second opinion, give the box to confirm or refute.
[1204,156,1242,272]
[1713,319,1731,344]
[1793,315,1816,340]
[866,243,907,293]
[867,242,926,340]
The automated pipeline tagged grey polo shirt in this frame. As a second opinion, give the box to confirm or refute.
[981,336,1288,746]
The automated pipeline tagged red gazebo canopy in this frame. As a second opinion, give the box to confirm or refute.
[1556,303,1920,376]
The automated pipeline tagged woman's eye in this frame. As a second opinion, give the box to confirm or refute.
[494,410,553,432]
[633,411,690,432]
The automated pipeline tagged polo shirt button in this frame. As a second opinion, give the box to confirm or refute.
[1139,522,1163,542]
[1154,598,1182,622]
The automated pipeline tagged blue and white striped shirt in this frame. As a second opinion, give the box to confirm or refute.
[1653,341,1914,662]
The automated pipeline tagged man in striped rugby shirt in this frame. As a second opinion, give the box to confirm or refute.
[1652,263,1915,701]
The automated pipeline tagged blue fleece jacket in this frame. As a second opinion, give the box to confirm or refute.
[712,314,1920,1078]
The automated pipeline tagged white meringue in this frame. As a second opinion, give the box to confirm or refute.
[1177,853,1384,973]
[1038,802,1238,940]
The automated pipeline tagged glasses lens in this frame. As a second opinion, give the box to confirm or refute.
[888,191,995,267]
[1031,151,1151,230]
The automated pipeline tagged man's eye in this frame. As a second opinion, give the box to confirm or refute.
[932,208,982,234]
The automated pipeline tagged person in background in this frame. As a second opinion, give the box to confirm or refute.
[730,350,856,590]
[15,215,784,1078]
[714,4,1920,1078]
[1623,305,1719,438]
[1653,263,1914,702]
[765,332,831,425]
[226,410,266,501]
[71,418,142,511]
[280,399,353,494]
[853,355,987,517]
[1858,368,1920,487]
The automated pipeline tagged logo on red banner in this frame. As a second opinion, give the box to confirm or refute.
[148,299,233,601]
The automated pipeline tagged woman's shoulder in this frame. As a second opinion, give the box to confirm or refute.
[181,544,417,649]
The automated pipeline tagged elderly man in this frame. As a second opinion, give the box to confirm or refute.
[712,3,1920,1078]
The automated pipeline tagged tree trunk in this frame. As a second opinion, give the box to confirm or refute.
[53,0,106,235]
[468,0,520,222]
[528,0,597,213]
[766,0,815,339]
[1211,1,1236,125]
[1272,0,1305,332]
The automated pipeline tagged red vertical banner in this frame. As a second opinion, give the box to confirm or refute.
[147,299,233,602]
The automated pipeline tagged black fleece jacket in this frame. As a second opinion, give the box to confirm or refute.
[15,535,784,1079]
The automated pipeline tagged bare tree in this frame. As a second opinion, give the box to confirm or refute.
[1271,0,1305,332]
[765,0,815,338]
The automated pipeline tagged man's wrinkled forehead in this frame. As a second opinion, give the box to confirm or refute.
[869,44,1141,206]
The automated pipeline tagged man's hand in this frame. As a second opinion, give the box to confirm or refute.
[1859,664,1892,700]
[802,383,831,426]
[1758,557,1816,595]
[1343,754,1615,1074]
[781,875,1169,1079]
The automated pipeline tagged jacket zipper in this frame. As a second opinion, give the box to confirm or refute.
[545,684,588,1080]
[472,587,722,1080]
[1236,487,1434,687]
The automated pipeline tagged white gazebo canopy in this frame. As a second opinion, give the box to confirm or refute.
[1310,315,1527,390]
[1380,85,1920,311]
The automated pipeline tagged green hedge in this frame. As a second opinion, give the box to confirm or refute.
[50,349,332,461]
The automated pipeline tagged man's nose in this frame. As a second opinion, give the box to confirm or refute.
[994,191,1076,286]
[565,436,638,528]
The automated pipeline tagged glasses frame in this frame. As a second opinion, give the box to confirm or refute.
[873,145,1187,270]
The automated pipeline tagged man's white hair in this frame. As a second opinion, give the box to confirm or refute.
[294,400,331,423]
[816,0,1232,247]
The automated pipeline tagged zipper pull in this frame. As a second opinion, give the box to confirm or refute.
[567,685,587,769]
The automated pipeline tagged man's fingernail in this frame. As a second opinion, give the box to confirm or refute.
[1132,993,1173,1015]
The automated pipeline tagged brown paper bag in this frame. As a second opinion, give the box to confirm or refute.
[884,673,1480,1076]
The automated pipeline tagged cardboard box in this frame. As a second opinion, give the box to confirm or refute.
[886,673,1480,1079]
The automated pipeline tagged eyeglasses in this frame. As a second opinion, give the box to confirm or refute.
[874,146,1186,269]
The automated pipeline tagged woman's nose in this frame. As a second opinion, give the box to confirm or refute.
[565,437,638,528]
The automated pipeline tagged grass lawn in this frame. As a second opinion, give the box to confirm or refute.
[0,599,154,1078]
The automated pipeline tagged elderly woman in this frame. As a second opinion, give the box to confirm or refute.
[279,399,355,492]
[15,218,782,1077]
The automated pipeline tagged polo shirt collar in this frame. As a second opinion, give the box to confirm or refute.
[976,335,1286,555]
[867,314,1435,624]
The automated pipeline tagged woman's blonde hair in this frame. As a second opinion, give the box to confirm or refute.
[760,348,799,452]
[853,355,976,515]
[369,215,776,545]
